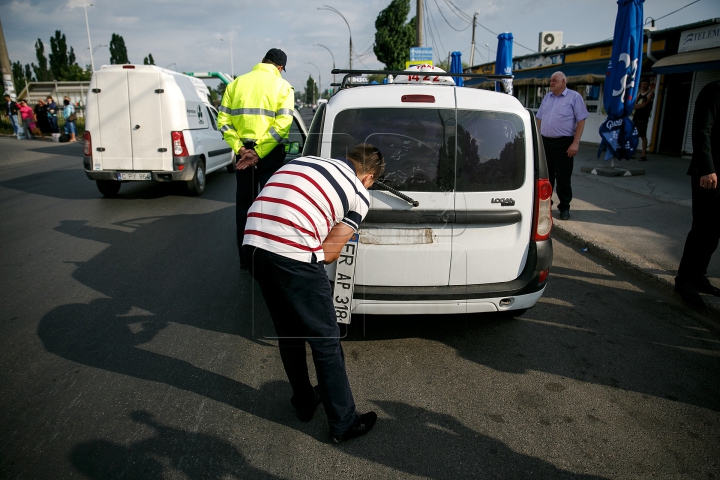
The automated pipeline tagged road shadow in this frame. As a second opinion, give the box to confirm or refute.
[28,142,84,157]
[70,410,284,479]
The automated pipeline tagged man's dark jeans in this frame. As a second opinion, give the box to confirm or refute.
[236,144,286,262]
[678,176,720,282]
[244,246,359,436]
[542,135,575,212]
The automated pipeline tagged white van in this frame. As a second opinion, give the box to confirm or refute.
[309,66,553,320]
[83,65,235,196]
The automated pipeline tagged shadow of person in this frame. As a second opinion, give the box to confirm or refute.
[342,401,606,479]
[37,297,294,428]
[70,410,284,479]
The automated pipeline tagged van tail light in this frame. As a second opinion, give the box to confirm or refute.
[533,178,553,241]
[171,131,189,156]
[83,131,92,157]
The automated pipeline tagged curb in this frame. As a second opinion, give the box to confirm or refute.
[551,221,720,322]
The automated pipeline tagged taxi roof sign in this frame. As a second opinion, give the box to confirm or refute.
[395,64,455,86]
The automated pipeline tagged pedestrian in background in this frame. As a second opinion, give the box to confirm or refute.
[536,71,589,221]
[633,77,654,162]
[217,48,295,269]
[17,100,35,140]
[62,96,77,143]
[34,98,51,135]
[46,96,59,134]
[243,144,383,443]
[4,93,20,139]
[675,80,720,307]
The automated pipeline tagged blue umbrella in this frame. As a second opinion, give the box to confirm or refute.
[450,51,464,86]
[599,0,644,161]
[495,32,513,95]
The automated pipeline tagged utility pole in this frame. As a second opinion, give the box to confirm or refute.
[469,10,479,67]
[416,0,424,47]
[0,16,16,100]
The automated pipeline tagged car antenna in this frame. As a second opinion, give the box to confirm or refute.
[373,180,420,207]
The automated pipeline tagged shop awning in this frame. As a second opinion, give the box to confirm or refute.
[466,59,609,88]
[651,47,720,75]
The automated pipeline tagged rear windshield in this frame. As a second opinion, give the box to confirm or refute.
[330,108,525,192]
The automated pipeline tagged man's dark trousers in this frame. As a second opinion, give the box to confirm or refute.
[236,144,286,262]
[542,135,575,213]
[244,246,359,436]
[677,177,720,282]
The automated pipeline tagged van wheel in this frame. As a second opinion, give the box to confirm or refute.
[496,308,527,319]
[226,152,236,173]
[96,180,121,197]
[187,160,206,196]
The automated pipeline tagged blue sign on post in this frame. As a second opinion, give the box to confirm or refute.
[410,47,433,61]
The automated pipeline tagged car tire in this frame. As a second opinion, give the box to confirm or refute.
[187,159,206,196]
[226,152,236,173]
[96,180,121,197]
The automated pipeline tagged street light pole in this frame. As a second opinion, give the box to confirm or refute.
[470,9,479,67]
[485,43,491,64]
[318,5,352,69]
[314,44,336,91]
[83,3,95,72]
[220,37,233,78]
[306,62,321,99]
[165,63,177,71]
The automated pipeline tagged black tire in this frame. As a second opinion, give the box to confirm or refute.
[186,159,206,196]
[96,180,121,197]
[226,152,236,173]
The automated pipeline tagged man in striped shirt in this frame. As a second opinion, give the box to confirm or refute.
[243,144,384,443]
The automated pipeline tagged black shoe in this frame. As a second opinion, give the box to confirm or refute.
[294,386,322,422]
[331,411,377,444]
[691,277,720,297]
[560,210,570,220]
[674,278,706,307]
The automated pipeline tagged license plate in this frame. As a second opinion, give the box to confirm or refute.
[117,172,152,181]
[332,233,359,324]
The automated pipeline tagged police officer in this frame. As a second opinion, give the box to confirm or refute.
[217,48,295,268]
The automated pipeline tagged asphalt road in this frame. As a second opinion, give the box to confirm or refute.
[1,137,719,479]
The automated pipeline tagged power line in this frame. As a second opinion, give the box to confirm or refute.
[645,0,701,24]
[444,0,473,23]
[431,0,470,32]
[425,0,447,60]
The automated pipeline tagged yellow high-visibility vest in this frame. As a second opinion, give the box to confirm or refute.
[217,63,295,158]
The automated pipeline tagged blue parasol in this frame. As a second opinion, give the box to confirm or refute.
[599,0,644,161]
[450,51,464,86]
[495,32,513,95]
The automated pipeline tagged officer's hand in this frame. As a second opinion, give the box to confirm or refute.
[236,147,259,170]
[700,173,718,190]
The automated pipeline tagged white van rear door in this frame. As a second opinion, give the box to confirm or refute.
[94,69,132,170]
[128,70,166,171]
[325,86,455,287]
[450,88,535,286]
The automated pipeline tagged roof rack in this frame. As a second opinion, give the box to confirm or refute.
[331,69,514,93]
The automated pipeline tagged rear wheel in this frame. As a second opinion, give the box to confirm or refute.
[186,159,206,196]
[96,180,121,197]
[226,152,236,173]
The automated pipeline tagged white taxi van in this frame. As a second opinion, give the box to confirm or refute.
[305,65,553,320]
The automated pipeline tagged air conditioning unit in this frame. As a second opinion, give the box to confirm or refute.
[539,31,563,52]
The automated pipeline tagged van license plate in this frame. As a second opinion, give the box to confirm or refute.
[332,233,359,324]
[117,172,152,181]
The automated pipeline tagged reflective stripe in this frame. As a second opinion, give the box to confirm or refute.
[268,127,286,143]
[277,108,294,116]
[219,124,235,133]
[219,106,277,117]
[241,137,256,143]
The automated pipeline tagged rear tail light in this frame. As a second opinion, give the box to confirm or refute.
[83,131,92,157]
[171,131,189,156]
[533,178,553,241]
[122,65,136,69]
[401,94,435,103]
[538,269,549,284]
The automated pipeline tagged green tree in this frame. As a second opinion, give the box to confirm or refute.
[143,53,155,65]
[33,39,52,81]
[373,0,416,70]
[305,76,318,104]
[49,30,70,80]
[109,33,129,64]
[11,61,35,93]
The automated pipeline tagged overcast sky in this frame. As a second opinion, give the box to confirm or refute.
[2,0,719,92]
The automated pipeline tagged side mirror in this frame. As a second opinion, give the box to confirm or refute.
[285,141,301,155]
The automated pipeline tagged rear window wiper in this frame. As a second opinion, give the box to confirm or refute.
[372,180,420,207]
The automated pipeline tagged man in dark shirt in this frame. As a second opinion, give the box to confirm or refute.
[4,93,20,138]
[675,81,720,307]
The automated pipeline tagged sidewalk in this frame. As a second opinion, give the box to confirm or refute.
[552,143,720,315]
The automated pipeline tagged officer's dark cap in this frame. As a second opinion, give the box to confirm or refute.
[264,48,288,71]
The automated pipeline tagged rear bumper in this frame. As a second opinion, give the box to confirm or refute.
[352,239,552,310]
[83,155,200,182]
